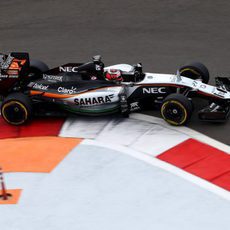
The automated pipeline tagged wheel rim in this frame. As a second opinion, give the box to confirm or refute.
[161,100,187,125]
[2,101,28,125]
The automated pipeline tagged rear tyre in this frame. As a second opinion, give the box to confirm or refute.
[161,93,193,126]
[1,93,32,125]
[179,62,209,84]
[29,59,49,79]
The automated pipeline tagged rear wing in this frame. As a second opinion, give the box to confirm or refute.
[0,52,30,95]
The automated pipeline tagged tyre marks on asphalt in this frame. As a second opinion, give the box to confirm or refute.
[59,117,189,155]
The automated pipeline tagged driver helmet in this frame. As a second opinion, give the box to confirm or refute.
[105,69,123,81]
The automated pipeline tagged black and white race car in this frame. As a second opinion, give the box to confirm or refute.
[0,52,229,126]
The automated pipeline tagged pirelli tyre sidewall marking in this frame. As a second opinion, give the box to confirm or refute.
[1,101,28,125]
[161,100,188,126]
[180,68,200,76]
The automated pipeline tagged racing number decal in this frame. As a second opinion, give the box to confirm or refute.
[192,81,198,87]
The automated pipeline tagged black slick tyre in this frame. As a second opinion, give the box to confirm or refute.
[179,62,209,84]
[1,93,32,125]
[161,93,193,126]
[29,59,49,79]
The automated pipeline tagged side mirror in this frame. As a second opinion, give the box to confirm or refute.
[176,70,182,81]
[92,55,102,63]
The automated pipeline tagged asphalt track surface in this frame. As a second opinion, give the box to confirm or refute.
[0,0,230,144]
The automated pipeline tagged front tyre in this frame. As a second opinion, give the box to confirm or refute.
[179,62,209,84]
[161,93,193,126]
[1,93,32,125]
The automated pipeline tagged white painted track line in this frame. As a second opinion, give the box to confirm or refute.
[83,139,230,201]
[131,113,230,153]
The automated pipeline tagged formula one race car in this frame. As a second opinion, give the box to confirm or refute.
[0,52,230,126]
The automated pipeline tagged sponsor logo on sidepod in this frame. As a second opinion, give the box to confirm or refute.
[142,87,166,94]
[59,66,78,72]
[74,94,114,106]
[58,86,77,94]
[33,83,49,90]
[130,102,140,111]
[43,74,63,82]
